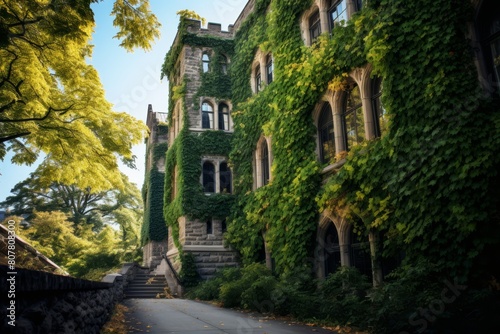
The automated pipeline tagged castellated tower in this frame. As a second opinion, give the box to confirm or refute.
[160,19,238,279]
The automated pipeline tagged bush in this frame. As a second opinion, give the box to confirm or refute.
[187,266,241,300]
[179,253,200,287]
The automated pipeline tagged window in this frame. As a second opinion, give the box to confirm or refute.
[218,103,230,131]
[356,0,363,12]
[328,0,347,32]
[266,55,273,84]
[255,66,262,92]
[219,54,228,74]
[221,219,227,233]
[261,140,270,186]
[309,10,321,43]
[220,162,232,193]
[371,78,387,137]
[206,219,213,235]
[349,228,372,279]
[324,222,341,276]
[343,84,365,150]
[202,53,210,73]
[202,102,214,129]
[477,2,500,93]
[318,102,335,164]
[202,161,215,193]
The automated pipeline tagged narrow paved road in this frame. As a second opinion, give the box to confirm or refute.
[123,299,336,334]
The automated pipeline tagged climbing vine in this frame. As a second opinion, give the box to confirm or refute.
[225,0,500,280]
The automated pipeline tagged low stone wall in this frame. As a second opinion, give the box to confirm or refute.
[0,263,139,334]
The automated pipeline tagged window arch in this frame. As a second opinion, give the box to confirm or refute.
[202,161,215,193]
[318,102,335,164]
[202,102,214,129]
[309,9,321,43]
[328,0,347,32]
[324,221,341,277]
[218,103,230,131]
[202,53,210,73]
[476,1,500,93]
[266,54,273,84]
[343,83,365,150]
[371,77,386,137]
[220,162,232,193]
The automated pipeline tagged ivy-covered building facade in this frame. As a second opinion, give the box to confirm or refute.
[145,0,500,288]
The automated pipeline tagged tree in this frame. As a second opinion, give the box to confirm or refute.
[0,171,143,234]
[0,0,160,191]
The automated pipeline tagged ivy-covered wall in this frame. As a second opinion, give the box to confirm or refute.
[141,130,168,245]
[224,0,500,281]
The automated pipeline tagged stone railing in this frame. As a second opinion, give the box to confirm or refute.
[0,263,141,334]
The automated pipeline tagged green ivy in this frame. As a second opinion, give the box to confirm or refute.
[141,142,168,245]
[226,0,500,280]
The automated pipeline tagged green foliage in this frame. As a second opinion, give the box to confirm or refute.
[0,0,154,191]
[141,136,168,246]
[179,252,201,287]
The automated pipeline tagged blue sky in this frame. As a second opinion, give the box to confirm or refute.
[0,0,246,203]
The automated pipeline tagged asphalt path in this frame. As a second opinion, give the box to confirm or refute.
[123,299,337,334]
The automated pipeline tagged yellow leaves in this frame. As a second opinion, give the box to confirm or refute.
[112,0,161,51]
[177,9,206,25]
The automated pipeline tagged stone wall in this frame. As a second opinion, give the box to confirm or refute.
[191,250,239,278]
[142,239,168,269]
[0,264,139,334]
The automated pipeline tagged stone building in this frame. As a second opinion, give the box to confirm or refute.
[144,0,500,284]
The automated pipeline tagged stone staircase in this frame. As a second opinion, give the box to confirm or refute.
[124,268,169,299]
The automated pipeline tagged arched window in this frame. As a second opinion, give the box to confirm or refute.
[476,1,500,93]
[220,162,232,193]
[318,102,335,164]
[261,140,270,186]
[371,78,386,137]
[218,103,230,131]
[324,221,341,276]
[219,54,228,74]
[202,53,210,73]
[255,66,262,92]
[349,227,372,279]
[266,55,273,84]
[309,9,321,43]
[202,161,215,193]
[202,102,214,129]
[343,84,365,150]
[328,0,347,32]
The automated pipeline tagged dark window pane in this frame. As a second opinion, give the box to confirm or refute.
[207,219,213,235]
[218,103,230,130]
[309,10,321,43]
[203,162,215,193]
[266,56,273,84]
[256,67,262,92]
[343,85,365,150]
[221,220,227,233]
[372,78,387,137]
[325,222,341,276]
[318,103,335,163]
[220,162,232,193]
[202,102,214,129]
[219,54,228,74]
[261,141,270,185]
[350,228,372,279]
